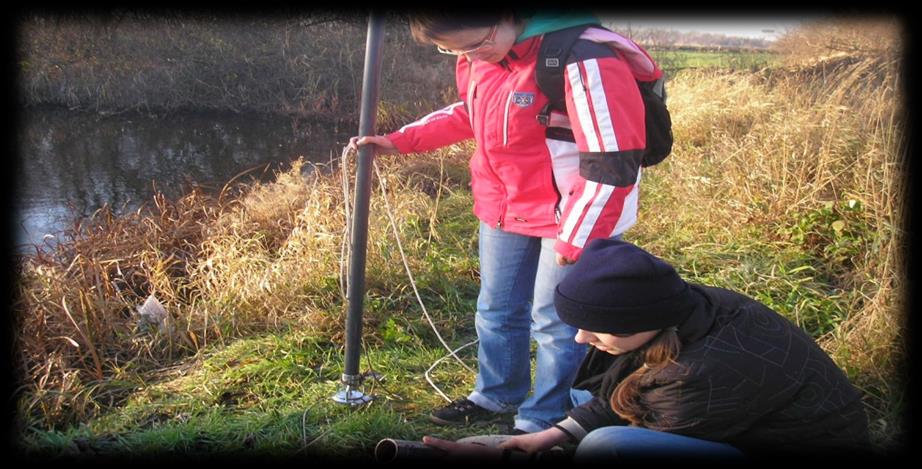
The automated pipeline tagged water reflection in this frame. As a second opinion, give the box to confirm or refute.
[15,109,347,251]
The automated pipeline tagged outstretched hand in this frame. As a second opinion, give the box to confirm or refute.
[422,428,569,460]
[421,436,505,460]
[498,427,570,454]
[556,253,576,266]
[347,135,398,155]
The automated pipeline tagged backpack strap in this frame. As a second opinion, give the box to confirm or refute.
[535,24,595,126]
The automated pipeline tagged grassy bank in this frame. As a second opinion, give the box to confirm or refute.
[634,22,906,448]
[13,19,907,458]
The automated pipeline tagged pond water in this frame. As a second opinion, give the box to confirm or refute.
[14,109,352,253]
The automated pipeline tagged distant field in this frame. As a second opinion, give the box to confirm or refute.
[649,48,780,74]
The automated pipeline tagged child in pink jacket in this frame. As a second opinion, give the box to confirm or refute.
[350,10,662,434]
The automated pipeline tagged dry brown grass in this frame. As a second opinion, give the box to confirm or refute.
[14,189,223,427]
[13,147,474,430]
[763,21,903,395]
[18,13,455,122]
[772,17,902,67]
[638,17,906,448]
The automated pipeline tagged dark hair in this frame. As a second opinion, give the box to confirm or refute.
[408,10,516,44]
[609,327,682,426]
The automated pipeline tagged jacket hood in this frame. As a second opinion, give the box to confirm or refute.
[579,27,661,81]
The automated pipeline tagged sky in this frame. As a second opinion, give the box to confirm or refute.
[598,16,818,41]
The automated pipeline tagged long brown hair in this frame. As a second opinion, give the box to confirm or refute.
[609,327,682,426]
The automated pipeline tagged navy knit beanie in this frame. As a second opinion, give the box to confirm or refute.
[554,239,695,334]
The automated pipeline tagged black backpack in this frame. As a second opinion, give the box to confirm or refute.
[535,24,673,167]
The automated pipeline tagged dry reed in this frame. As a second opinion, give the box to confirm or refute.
[641,18,905,448]
[18,13,455,124]
[13,148,473,430]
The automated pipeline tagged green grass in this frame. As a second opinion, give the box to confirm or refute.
[18,328,505,459]
[650,48,780,75]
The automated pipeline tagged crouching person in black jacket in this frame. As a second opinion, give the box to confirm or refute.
[423,238,870,462]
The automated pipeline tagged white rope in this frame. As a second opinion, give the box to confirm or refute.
[425,339,479,402]
[339,147,352,301]
[339,146,478,401]
[370,157,478,375]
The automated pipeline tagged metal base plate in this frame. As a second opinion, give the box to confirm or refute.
[332,387,373,406]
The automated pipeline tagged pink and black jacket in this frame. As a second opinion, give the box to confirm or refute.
[386,27,662,261]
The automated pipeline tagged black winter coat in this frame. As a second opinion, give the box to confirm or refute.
[566,284,870,455]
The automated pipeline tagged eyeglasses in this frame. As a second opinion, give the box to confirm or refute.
[436,24,498,56]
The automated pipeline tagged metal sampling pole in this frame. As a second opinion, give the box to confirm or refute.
[333,11,384,405]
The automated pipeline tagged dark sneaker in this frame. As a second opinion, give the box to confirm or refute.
[429,398,514,426]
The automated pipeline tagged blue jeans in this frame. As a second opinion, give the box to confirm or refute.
[466,222,589,433]
[575,427,747,461]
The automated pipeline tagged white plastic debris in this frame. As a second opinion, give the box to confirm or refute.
[137,294,169,332]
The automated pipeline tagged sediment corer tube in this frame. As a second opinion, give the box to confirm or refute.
[374,439,446,462]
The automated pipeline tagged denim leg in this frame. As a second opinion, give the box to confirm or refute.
[513,237,588,432]
[467,222,540,413]
[575,426,747,462]
[570,388,594,407]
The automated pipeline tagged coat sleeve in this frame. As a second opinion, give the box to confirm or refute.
[385,101,473,153]
[562,394,630,441]
[554,54,646,261]
[385,57,474,153]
